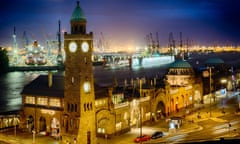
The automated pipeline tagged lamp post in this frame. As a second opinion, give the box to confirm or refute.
[32,130,36,144]
[105,129,108,144]
[139,79,142,144]
[14,115,17,137]
[209,67,212,117]
[220,79,227,88]
[140,106,142,144]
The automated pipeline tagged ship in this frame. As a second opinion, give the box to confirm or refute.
[25,40,47,65]
[101,33,175,69]
[102,53,131,69]
[104,58,130,68]
[131,52,175,68]
[130,32,175,68]
[101,50,175,69]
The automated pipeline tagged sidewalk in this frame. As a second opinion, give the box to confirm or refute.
[0,129,59,144]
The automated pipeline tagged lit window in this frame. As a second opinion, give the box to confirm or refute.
[115,122,122,131]
[95,101,98,107]
[25,96,35,104]
[37,97,48,105]
[97,128,105,133]
[49,98,61,107]
[84,57,87,64]
[70,119,74,128]
[71,77,74,84]
[83,82,91,93]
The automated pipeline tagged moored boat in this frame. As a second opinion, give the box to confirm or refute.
[25,40,47,65]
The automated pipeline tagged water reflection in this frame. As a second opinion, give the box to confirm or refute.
[1,52,239,114]
[0,71,46,113]
[0,66,169,114]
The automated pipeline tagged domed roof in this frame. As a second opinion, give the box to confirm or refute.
[205,57,224,64]
[71,1,86,21]
[169,60,192,68]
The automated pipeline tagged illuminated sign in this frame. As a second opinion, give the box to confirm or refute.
[41,109,55,115]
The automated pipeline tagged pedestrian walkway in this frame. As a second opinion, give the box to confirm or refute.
[0,129,59,144]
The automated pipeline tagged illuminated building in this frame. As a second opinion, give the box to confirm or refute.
[20,1,204,144]
[164,60,202,115]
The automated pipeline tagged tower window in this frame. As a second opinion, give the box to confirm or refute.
[71,104,74,112]
[75,104,77,112]
[87,131,91,144]
[70,118,74,127]
[76,119,79,128]
[84,57,87,64]
[67,103,70,112]
[84,103,86,111]
[87,103,89,111]
[75,26,78,33]
[71,77,74,84]
[90,103,92,110]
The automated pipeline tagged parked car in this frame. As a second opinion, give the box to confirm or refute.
[134,134,151,143]
[151,131,164,139]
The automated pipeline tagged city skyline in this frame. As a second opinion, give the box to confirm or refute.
[1,0,240,50]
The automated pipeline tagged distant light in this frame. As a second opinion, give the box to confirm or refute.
[220,79,227,84]
[169,122,175,128]
[189,96,192,101]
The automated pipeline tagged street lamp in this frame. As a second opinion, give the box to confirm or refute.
[13,115,17,137]
[140,106,142,144]
[32,130,36,144]
[220,79,227,90]
[209,67,212,117]
[221,79,227,86]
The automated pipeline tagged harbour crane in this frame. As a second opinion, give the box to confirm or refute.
[57,20,63,65]
[99,32,110,52]
[168,32,176,56]
[156,32,160,50]
[22,31,29,49]
[149,32,156,54]
[12,26,19,65]
[145,34,151,54]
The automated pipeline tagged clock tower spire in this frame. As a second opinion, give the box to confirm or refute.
[61,1,96,144]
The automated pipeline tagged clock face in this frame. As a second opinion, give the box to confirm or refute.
[81,42,89,52]
[69,42,77,53]
[83,82,91,93]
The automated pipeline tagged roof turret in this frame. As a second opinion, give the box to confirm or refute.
[71,1,86,21]
[205,57,224,65]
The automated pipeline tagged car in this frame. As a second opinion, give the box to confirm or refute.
[151,131,164,139]
[134,134,151,143]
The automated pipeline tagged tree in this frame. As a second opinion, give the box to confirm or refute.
[0,47,9,74]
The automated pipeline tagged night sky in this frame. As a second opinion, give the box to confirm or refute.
[1,0,240,49]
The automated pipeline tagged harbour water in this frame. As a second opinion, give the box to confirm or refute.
[0,52,240,114]
[0,65,169,114]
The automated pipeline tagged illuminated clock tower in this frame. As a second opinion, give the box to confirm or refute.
[62,1,96,144]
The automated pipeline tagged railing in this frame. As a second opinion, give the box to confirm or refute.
[114,102,129,109]
[140,96,150,102]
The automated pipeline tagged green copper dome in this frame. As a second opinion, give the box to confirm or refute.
[71,1,86,21]
[169,60,192,68]
[205,57,224,64]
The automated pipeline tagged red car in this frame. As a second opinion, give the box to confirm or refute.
[134,134,151,143]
